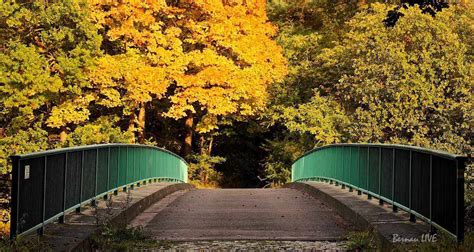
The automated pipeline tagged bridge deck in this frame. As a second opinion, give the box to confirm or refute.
[131,188,356,241]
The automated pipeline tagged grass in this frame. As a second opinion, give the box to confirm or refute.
[0,236,52,251]
[344,231,377,250]
[90,224,167,250]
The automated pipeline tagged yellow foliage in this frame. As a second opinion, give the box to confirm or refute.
[89,0,187,114]
[164,0,288,132]
[90,0,287,134]
[46,95,94,128]
[0,209,9,237]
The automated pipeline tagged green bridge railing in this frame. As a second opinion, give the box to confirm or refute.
[10,144,188,238]
[292,143,466,241]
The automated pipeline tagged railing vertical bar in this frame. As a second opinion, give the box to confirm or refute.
[409,150,415,222]
[117,147,123,194]
[357,146,361,195]
[107,147,110,192]
[132,148,137,185]
[341,147,345,189]
[94,148,98,204]
[456,158,459,241]
[379,147,383,205]
[456,157,465,241]
[367,148,370,199]
[77,150,84,213]
[60,153,68,223]
[10,156,20,239]
[392,148,397,212]
[349,147,352,192]
[429,154,433,231]
[126,147,129,190]
[40,156,47,235]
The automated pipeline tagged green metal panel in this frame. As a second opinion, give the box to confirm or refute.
[109,147,119,190]
[359,147,368,191]
[291,143,465,241]
[368,147,379,194]
[380,148,393,200]
[97,148,109,194]
[119,147,127,185]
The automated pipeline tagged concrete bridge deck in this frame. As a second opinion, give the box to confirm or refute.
[35,182,432,250]
[130,188,356,241]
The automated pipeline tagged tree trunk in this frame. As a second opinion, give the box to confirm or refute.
[128,112,136,143]
[182,113,194,157]
[199,135,205,155]
[208,136,213,156]
[137,103,146,144]
[59,126,67,143]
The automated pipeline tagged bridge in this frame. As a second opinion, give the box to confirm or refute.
[8,143,466,249]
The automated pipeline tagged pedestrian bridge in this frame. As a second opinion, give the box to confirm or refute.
[9,143,466,246]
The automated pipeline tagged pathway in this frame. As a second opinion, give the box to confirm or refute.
[130,188,356,241]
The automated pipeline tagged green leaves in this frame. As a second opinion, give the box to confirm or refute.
[325,3,472,153]
[265,1,472,184]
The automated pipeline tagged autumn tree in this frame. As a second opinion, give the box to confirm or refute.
[89,0,186,143]
[162,0,287,156]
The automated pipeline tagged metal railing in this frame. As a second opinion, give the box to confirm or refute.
[292,143,466,241]
[9,143,188,239]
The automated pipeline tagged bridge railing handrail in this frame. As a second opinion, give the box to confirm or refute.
[10,143,188,239]
[291,143,466,241]
[293,143,464,162]
[10,143,189,165]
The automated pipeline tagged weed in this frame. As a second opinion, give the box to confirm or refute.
[344,230,377,250]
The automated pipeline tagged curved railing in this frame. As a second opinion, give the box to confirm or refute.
[9,144,188,238]
[292,143,466,241]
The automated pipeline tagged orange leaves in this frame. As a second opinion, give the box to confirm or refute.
[89,0,287,134]
[164,0,287,132]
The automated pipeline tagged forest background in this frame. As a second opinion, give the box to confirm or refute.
[0,0,472,235]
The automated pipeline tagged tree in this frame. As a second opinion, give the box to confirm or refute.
[162,0,287,156]
[89,0,186,143]
[317,3,472,154]
[264,1,472,185]
[1,0,102,143]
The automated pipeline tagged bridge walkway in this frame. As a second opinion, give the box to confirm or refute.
[130,188,357,241]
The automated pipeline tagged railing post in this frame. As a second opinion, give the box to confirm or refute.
[131,147,135,189]
[92,149,99,206]
[335,148,338,186]
[392,149,397,212]
[124,147,128,192]
[39,156,47,235]
[357,146,361,195]
[10,156,20,239]
[379,147,383,206]
[409,151,415,222]
[137,147,141,187]
[341,147,345,189]
[76,151,84,213]
[429,155,433,233]
[456,156,466,242]
[349,147,353,192]
[59,153,68,224]
[367,148,371,200]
